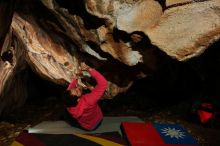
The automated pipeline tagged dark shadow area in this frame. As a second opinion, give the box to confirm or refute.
[101,40,220,118]
[155,0,166,11]
[113,28,131,43]
[185,40,220,109]
[25,67,63,101]
[2,66,65,122]
[1,50,13,64]
[0,0,14,50]
[55,0,106,29]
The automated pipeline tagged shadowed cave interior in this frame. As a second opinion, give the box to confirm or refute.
[1,1,220,145]
[6,40,220,121]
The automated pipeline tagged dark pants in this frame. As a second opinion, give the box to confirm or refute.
[63,110,81,129]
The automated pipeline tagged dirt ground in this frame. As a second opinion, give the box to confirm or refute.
[0,93,220,146]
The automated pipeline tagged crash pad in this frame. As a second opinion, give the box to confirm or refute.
[121,122,199,146]
[28,116,143,135]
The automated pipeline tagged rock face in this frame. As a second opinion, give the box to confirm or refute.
[147,0,220,61]
[0,0,220,115]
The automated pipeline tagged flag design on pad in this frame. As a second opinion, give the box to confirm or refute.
[121,122,199,146]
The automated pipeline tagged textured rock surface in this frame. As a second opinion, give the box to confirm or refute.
[12,13,76,85]
[147,0,220,61]
[0,0,220,115]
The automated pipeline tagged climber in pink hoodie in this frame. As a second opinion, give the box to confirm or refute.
[65,62,107,130]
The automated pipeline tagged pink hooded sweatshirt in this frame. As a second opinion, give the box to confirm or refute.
[66,69,107,130]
